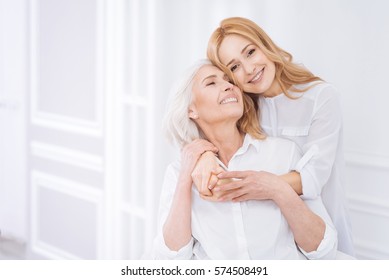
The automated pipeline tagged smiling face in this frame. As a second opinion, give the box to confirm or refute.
[189,64,243,126]
[218,34,280,97]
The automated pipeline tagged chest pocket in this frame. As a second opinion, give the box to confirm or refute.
[281,126,310,137]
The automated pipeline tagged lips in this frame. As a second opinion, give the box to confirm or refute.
[249,68,264,83]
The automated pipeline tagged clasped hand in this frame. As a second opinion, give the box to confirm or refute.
[192,151,282,202]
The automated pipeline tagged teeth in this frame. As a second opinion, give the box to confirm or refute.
[251,69,263,83]
[220,97,238,104]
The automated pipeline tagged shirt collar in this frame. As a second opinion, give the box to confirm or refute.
[236,133,261,155]
[215,134,261,170]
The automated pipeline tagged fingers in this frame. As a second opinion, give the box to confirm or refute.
[200,194,219,202]
[231,194,251,202]
[213,180,241,192]
[199,172,213,196]
[217,188,247,202]
[207,165,224,190]
[217,170,249,179]
[207,174,219,191]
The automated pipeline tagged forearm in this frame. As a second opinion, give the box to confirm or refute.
[192,151,220,195]
[163,175,193,251]
[279,171,302,195]
[273,183,325,252]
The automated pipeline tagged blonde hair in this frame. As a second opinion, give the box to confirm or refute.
[163,59,265,148]
[207,17,322,101]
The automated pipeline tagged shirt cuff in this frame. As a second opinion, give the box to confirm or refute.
[298,223,338,260]
[294,144,318,172]
[293,145,321,199]
[152,234,194,260]
[298,166,321,199]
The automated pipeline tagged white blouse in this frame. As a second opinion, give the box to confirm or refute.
[259,82,354,255]
[151,135,337,260]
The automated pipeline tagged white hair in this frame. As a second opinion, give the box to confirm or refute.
[163,59,212,148]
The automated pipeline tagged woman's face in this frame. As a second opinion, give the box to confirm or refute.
[190,64,243,125]
[218,34,279,96]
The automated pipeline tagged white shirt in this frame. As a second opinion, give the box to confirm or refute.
[151,135,337,260]
[259,82,354,255]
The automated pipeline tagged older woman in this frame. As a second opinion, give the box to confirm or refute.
[151,60,337,259]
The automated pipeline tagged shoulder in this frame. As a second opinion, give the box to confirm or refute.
[307,82,341,101]
[298,82,340,101]
[166,159,180,175]
[161,159,181,195]
[298,82,342,114]
[163,160,181,183]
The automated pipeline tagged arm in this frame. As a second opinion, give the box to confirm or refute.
[151,164,195,260]
[271,178,325,252]
[163,139,215,251]
[163,173,193,251]
[216,170,326,252]
[280,171,302,195]
[295,85,343,198]
[152,140,216,259]
[191,151,220,196]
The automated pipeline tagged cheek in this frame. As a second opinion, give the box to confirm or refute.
[233,71,245,84]
[195,98,216,116]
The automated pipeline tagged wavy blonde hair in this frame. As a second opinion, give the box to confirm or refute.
[207,17,322,103]
[163,60,265,148]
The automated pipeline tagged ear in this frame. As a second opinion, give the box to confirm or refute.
[188,106,199,120]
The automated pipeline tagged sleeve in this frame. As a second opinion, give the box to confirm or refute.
[294,85,343,199]
[149,164,195,260]
[288,139,338,259]
[298,197,338,259]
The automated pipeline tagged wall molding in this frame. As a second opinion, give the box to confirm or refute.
[29,0,104,137]
[345,150,389,170]
[31,141,103,172]
[30,171,103,259]
[347,194,389,219]
[31,240,82,260]
[353,238,389,260]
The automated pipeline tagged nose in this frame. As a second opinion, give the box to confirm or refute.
[243,61,256,75]
[223,81,234,91]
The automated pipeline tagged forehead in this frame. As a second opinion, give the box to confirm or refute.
[222,34,252,48]
[219,34,253,58]
[194,64,224,81]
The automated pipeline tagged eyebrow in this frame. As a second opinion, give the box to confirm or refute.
[226,43,253,67]
[202,74,217,83]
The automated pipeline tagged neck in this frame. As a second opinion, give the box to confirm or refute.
[263,80,284,97]
[201,122,244,167]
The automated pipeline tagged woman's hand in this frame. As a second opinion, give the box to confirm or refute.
[213,170,288,202]
[200,178,234,201]
[180,140,218,181]
[190,150,221,197]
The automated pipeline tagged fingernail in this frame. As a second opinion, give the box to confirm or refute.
[208,185,212,190]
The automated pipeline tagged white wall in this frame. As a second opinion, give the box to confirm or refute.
[0,0,28,241]
[1,0,388,260]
